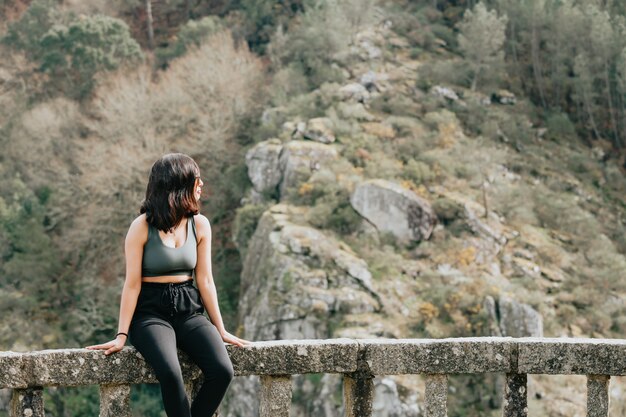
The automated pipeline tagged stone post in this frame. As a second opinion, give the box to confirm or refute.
[259,375,292,417]
[343,373,374,417]
[502,373,527,417]
[424,374,447,417]
[10,387,44,417]
[99,384,131,417]
[586,375,610,417]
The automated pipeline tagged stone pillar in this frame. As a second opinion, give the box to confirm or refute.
[10,387,44,417]
[343,373,374,417]
[424,374,447,417]
[586,375,610,417]
[99,384,131,417]
[502,373,527,417]
[259,375,292,417]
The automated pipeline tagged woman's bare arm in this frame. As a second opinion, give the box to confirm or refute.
[86,215,146,354]
[194,214,251,347]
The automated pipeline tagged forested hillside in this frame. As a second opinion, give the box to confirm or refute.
[1,0,626,416]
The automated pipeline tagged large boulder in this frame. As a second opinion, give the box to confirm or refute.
[498,295,543,337]
[350,179,437,242]
[484,295,543,338]
[278,140,338,196]
[245,138,283,195]
[303,117,336,144]
[244,139,338,200]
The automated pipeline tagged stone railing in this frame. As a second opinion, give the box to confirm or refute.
[1,337,625,417]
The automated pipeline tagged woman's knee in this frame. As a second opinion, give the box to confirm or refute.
[205,359,234,384]
[156,366,185,389]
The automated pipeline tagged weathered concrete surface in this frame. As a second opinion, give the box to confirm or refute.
[343,374,373,417]
[361,337,514,375]
[228,339,359,375]
[517,338,626,375]
[586,375,610,417]
[259,375,292,417]
[0,352,28,388]
[10,387,44,417]
[502,373,527,417]
[2,338,626,390]
[0,348,202,388]
[424,374,447,417]
[99,384,131,417]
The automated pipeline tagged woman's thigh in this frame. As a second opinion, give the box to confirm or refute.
[129,319,183,379]
[175,315,233,375]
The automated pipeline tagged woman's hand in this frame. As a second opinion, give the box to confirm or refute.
[220,330,252,347]
[85,335,127,355]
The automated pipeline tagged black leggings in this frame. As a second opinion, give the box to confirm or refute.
[129,280,234,417]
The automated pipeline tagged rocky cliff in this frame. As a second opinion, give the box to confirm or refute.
[221,12,626,417]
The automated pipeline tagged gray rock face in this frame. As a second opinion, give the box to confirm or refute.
[245,139,283,195]
[498,296,543,338]
[278,141,338,196]
[303,117,336,144]
[339,83,370,103]
[350,179,437,243]
[244,139,338,200]
[372,377,420,417]
[485,296,543,338]
[431,85,459,101]
[226,204,381,417]
[237,204,381,342]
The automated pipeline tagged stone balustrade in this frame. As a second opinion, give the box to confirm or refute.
[1,337,625,416]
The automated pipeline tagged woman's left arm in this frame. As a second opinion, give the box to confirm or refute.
[194,214,251,347]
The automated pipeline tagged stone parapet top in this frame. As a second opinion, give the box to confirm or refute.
[1,337,625,389]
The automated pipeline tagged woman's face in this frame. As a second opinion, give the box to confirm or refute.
[194,175,203,201]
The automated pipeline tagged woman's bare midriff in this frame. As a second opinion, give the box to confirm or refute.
[142,275,193,284]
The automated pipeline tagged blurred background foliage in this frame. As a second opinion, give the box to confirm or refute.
[2,0,626,415]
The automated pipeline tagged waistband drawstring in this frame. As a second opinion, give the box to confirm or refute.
[161,283,181,316]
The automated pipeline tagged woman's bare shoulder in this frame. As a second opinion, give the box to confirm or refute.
[126,213,149,242]
[193,214,211,237]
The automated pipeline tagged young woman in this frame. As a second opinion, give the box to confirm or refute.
[87,153,251,417]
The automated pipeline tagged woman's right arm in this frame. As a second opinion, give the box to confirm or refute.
[85,216,146,355]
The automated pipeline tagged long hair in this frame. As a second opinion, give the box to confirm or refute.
[140,153,200,232]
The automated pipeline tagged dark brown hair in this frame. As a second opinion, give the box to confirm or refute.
[140,153,200,232]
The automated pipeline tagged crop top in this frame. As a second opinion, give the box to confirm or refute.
[142,215,197,277]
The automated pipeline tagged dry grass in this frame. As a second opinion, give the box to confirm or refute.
[4,29,265,282]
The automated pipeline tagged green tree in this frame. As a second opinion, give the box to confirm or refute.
[458,2,508,91]
[240,0,304,53]
[2,0,63,56]
[0,176,64,350]
[39,14,143,98]
[155,15,223,68]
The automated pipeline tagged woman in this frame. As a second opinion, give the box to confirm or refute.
[87,153,251,417]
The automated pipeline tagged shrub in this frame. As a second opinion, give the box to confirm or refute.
[545,112,577,142]
[401,158,435,184]
[369,91,422,117]
[266,0,377,91]
[155,16,223,68]
[2,0,63,56]
[306,186,361,235]
[233,203,269,253]
[39,14,143,98]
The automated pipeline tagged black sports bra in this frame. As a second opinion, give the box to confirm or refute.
[141,216,197,277]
